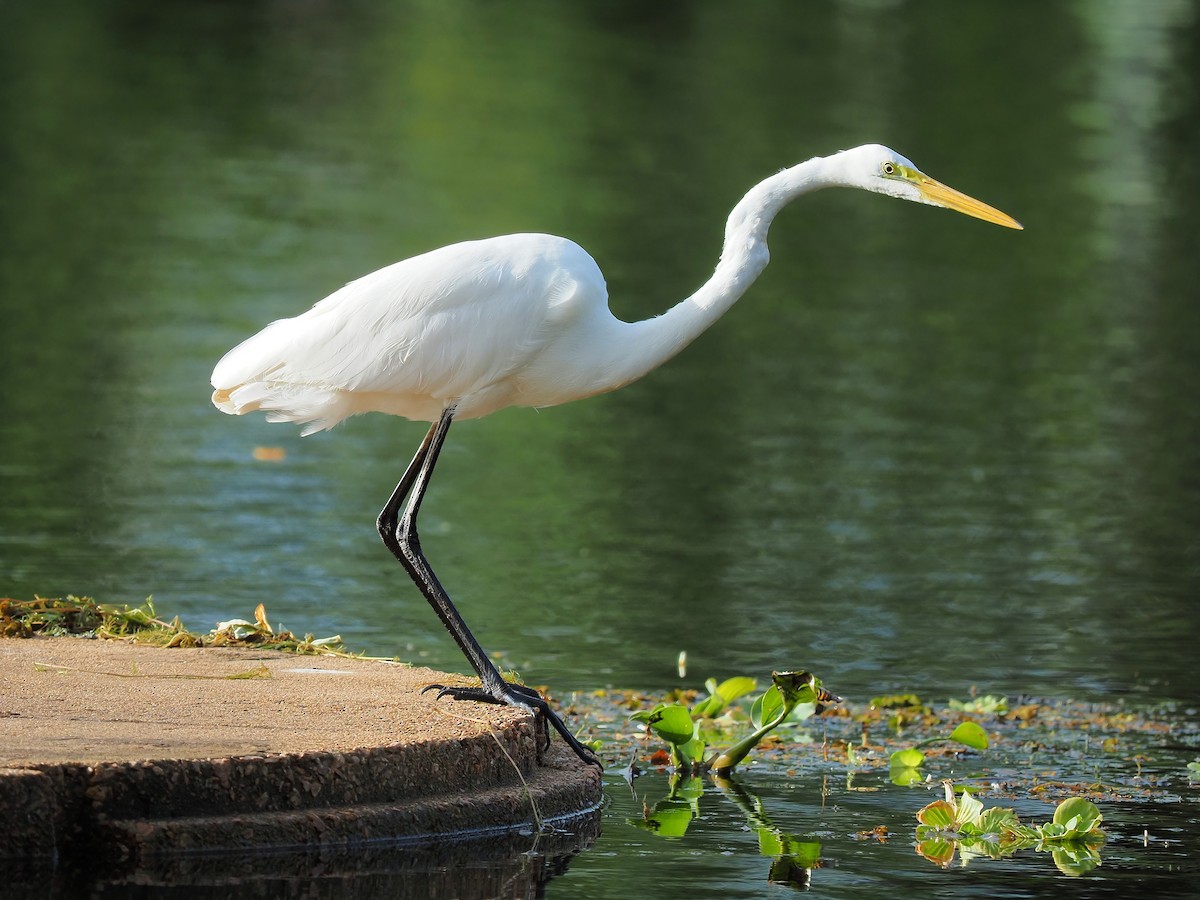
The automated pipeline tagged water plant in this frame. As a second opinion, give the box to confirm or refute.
[948,694,1008,715]
[630,671,839,774]
[888,720,990,785]
[915,781,1105,875]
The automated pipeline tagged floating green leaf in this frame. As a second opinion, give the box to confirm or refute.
[914,782,1105,871]
[631,704,695,746]
[916,799,957,829]
[949,720,989,750]
[948,695,1008,714]
[869,693,923,709]
[692,676,758,718]
[890,747,925,769]
[1047,798,1103,840]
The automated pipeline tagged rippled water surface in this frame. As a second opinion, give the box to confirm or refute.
[2,1,1198,896]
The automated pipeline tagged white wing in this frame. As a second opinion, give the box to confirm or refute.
[212,234,607,433]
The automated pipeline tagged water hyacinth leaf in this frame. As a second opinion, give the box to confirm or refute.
[690,681,722,719]
[1051,798,1103,837]
[977,806,1020,836]
[642,704,696,746]
[948,695,1008,714]
[716,675,758,703]
[789,702,818,723]
[870,693,923,710]
[711,672,839,774]
[890,748,925,769]
[787,840,823,869]
[751,686,786,730]
[678,734,706,765]
[955,789,985,828]
[691,680,723,719]
[913,783,1106,872]
[949,720,989,750]
[693,675,758,718]
[757,828,784,857]
[916,799,957,829]
[215,618,255,632]
[657,705,700,748]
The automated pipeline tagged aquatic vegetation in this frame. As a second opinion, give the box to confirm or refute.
[630,676,993,781]
[630,671,840,774]
[610,673,1197,884]
[887,720,990,786]
[949,694,1009,715]
[915,781,1105,875]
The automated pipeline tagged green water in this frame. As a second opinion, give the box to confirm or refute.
[3,1,1198,896]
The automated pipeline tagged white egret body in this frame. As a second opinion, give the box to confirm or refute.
[212,145,1021,766]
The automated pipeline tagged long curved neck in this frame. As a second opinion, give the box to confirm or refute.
[611,154,834,385]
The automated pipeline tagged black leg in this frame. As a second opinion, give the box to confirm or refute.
[377,408,602,770]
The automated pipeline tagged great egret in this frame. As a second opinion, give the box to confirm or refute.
[212,144,1021,768]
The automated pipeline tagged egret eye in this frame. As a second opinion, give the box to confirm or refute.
[882,162,897,176]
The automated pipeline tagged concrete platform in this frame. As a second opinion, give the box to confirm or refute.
[0,636,602,883]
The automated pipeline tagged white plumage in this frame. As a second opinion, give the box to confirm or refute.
[213,233,613,431]
[212,146,1019,436]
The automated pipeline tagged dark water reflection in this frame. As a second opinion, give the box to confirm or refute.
[2,2,1199,895]
[21,812,601,899]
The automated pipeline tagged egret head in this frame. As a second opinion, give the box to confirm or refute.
[836,144,1023,230]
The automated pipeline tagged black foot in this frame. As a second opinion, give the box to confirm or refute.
[423,681,603,770]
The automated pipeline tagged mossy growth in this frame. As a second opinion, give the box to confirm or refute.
[0,596,357,657]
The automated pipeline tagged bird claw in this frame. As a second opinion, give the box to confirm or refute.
[421,680,549,704]
[422,680,603,770]
[421,682,504,704]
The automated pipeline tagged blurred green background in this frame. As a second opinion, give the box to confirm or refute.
[2,0,1197,705]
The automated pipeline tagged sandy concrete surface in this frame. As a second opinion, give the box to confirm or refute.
[0,636,602,876]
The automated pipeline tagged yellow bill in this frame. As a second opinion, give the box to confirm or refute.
[918,177,1023,230]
